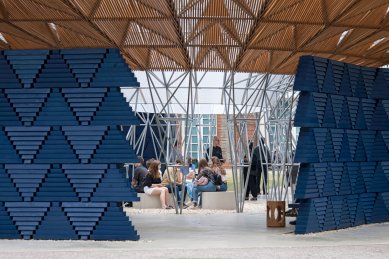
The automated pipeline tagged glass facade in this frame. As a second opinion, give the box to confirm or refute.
[184,114,217,162]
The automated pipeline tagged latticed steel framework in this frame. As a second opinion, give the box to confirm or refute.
[0,0,387,212]
[0,0,387,73]
[123,70,298,212]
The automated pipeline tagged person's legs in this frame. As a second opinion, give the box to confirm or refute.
[191,182,216,206]
[176,185,186,202]
[262,169,268,194]
[257,170,262,194]
[196,182,216,206]
[192,185,199,205]
[248,175,258,199]
[218,182,227,192]
[243,167,249,198]
[162,186,170,207]
[186,182,193,200]
[150,187,167,208]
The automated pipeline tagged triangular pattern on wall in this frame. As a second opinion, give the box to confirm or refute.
[63,164,107,201]
[34,89,78,126]
[62,126,106,163]
[5,164,50,201]
[63,88,107,126]
[34,127,79,164]
[294,56,389,234]
[5,202,50,238]
[0,48,141,241]
[4,126,50,163]
[34,204,77,239]
[5,50,49,88]
[4,89,50,126]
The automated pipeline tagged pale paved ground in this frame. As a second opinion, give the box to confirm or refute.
[0,197,388,258]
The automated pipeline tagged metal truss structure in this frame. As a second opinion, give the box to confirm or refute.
[0,0,387,74]
[123,70,299,213]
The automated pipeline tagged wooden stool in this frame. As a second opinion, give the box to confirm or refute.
[266,201,285,227]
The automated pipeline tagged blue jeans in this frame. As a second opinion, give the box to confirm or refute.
[192,182,216,204]
[186,182,193,200]
[166,184,187,203]
[217,182,227,192]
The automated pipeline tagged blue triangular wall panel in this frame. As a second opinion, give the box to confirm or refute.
[294,56,389,234]
[0,49,141,240]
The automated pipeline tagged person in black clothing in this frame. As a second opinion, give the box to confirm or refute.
[206,136,224,163]
[253,138,270,195]
[244,142,259,200]
[132,156,148,193]
[142,159,172,209]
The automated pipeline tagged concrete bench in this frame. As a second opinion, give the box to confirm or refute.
[201,191,236,210]
[132,193,174,209]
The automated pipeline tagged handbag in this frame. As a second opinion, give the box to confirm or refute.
[194,176,209,186]
[213,173,223,186]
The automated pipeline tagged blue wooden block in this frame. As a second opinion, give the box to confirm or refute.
[322,61,337,94]
[359,193,376,223]
[91,205,139,240]
[330,129,343,161]
[361,67,376,99]
[60,49,107,55]
[371,194,389,223]
[371,132,389,161]
[295,199,321,234]
[320,130,335,162]
[372,69,389,99]
[0,216,21,238]
[34,90,78,126]
[34,129,79,164]
[0,130,22,163]
[0,91,21,126]
[369,163,389,193]
[359,131,375,161]
[6,53,47,87]
[35,168,78,202]
[360,162,376,192]
[344,163,363,194]
[371,101,389,130]
[347,130,358,159]
[331,60,344,92]
[322,202,336,231]
[354,72,368,98]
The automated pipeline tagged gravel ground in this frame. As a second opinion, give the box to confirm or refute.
[0,199,388,259]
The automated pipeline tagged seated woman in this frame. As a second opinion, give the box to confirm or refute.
[161,159,188,207]
[211,156,228,192]
[184,157,195,201]
[190,158,217,208]
[143,159,172,209]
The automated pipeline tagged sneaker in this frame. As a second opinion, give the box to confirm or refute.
[250,197,257,201]
[188,203,198,209]
[245,197,249,201]
[181,203,189,209]
[285,208,298,217]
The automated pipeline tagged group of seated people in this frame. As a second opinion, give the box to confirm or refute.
[132,156,227,209]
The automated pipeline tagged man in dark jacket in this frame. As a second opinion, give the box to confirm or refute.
[244,142,258,200]
[252,138,270,195]
[206,136,224,163]
[132,156,148,193]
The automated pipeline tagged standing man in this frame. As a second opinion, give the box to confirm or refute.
[132,156,148,193]
[253,138,270,195]
[206,136,224,163]
[244,142,259,200]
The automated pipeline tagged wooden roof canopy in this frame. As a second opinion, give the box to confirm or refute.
[0,0,388,74]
